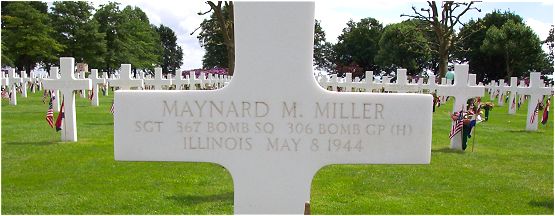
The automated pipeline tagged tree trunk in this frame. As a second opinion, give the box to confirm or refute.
[505,49,512,80]
[438,48,449,78]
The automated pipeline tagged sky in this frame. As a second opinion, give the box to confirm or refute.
[86,0,553,71]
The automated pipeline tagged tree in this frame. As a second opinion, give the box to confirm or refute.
[402,1,480,77]
[375,20,431,75]
[94,2,124,72]
[197,1,235,75]
[156,24,183,75]
[455,11,547,81]
[481,20,544,79]
[50,1,106,68]
[118,6,162,72]
[1,2,63,73]
[196,5,230,70]
[543,25,554,71]
[334,18,383,77]
[313,20,334,73]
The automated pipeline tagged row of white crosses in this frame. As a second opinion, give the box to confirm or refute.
[319,69,436,93]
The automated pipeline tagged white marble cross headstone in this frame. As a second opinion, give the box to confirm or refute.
[440,78,448,104]
[436,65,484,150]
[504,77,518,114]
[173,72,189,90]
[20,71,30,98]
[328,74,339,91]
[517,72,551,131]
[497,79,506,106]
[188,71,200,90]
[384,69,418,93]
[49,67,61,112]
[423,74,438,93]
[8,69,22,105]
[89,69,106,106]
[102,72,110,96]
[114,2,432,214]
[144,68,172,90]
[79,71,88,98]
[363,71,382,92]
[0,71,8,89]
[42,58,92,141]
[109,64,144,90]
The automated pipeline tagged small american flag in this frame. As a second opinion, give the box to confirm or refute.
[530,100,541,124]
[110,100,115,114]
[449,106,464,139]
[42,90,48,103]
[1,88,9,99]
[511,97,516,110]
[45,97,54,128]
[88,89,94,101]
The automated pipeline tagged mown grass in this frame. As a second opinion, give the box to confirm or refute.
[1,90,553,214]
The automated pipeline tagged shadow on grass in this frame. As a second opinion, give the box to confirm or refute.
[431,147,465,154]
[84,122,113,126]
[167,192,233,205]
[4,140,58,146]
[508,129,544,133]
[529,199,554,210]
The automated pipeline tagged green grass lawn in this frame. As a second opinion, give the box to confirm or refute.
[2,90,553,214]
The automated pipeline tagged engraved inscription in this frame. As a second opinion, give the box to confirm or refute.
[134,100,417,153]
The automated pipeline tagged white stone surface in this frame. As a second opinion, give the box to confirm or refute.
[497,79,506,106]
[384,69,418,93]
[504,77,518,114]
[518,72,551,131]
[90,69,106,106]
[42,58,92,142]
[114,2,431,214]
[436,65,484,150]
[144,68,172,90]
[8,69,22,105]
[50,67,61,112]
[20,71,29,98]
[108,64,144,90]
[173,72,189,90]
[80,71,88,98]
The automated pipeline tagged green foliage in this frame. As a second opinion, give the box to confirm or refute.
[197,5,231,69]
[93,4,162,73]
[376,20,431,75]
[156,25,183,75]
[333,18,383,76]
[313,20,334,72]
[93,2,125,72]
[1,1,63,72]
[456,11,547,82]
[1,91,553,214]
[50,1,107,68]
[480,19,544,79]
[118,6,162,72]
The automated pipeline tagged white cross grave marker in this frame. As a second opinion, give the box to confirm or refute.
[102,72,110,96]
[504,77,518,114]
[384,69,418,93]
[8,69,22,105]
[188,71,200,90]
[436,65,484,150]
[517,72,551,131]
[173,72,189,90]
[89,69,106,106]
[144,67,172,90]
[20,71,30,98]
[42,58,92,141]
[49,67,61,112]
[114,2,432,214]
[109,64,144,90]
[363,71,382,92]
[440,78,447,104]
[79,71,88,98]
[423,74,438,93]
[497,79,506,106]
